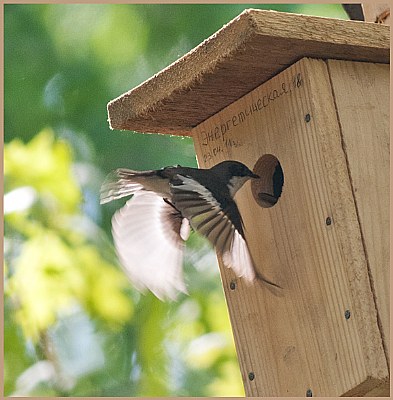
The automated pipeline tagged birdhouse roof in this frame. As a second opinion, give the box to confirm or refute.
[107,9,389,136]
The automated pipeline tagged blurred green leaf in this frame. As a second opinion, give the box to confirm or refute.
[4,128,80,213]
[4,131,134,395]
[5,131,133,342]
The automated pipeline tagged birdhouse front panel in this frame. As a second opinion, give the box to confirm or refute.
[191,57,388,397]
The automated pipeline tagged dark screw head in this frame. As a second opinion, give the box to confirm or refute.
[326,217,332,226]
[345,310,351,320]
[305,113,311,123]
[248,372,255,381]
[306,388,313,397]
[230,281,236,290]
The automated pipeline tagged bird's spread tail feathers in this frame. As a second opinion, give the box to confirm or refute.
[100,169,145,204]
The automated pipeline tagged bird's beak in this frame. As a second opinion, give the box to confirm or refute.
[250,172,260,179]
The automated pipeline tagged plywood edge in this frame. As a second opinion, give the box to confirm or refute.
[107,9,389,136]
[342,376,390,397]
[249,8,389,48]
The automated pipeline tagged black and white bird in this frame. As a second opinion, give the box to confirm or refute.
[101,160,280,300]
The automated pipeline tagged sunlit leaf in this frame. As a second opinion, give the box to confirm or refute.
[75,245,134,326]
[5,131,133,343]
[4,128,80,213]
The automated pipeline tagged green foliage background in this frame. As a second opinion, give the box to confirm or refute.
[4,4,348,396]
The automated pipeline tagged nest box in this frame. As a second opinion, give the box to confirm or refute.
[107,9,389,397]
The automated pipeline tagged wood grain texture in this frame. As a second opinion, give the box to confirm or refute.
[327,60,390,366]
[107,9,389,136]
[191,57,388,396]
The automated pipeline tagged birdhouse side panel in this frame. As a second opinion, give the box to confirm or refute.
[327,59,390,364]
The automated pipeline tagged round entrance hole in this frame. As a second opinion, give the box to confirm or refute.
[251,154,284,208]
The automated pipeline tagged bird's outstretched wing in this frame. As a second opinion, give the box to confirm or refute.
[112,191,190,301]
[100,169,145,204]
[170,175,257,283]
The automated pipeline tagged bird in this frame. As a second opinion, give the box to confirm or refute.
[100,160,280,300]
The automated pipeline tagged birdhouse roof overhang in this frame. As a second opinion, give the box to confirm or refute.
[107,9,389,137]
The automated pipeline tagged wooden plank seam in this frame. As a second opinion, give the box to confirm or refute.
[325,60,390,372]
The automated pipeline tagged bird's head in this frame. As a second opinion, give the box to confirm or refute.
[212,160,259,196]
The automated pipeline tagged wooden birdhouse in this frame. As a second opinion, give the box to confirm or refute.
[107,9,389,397]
